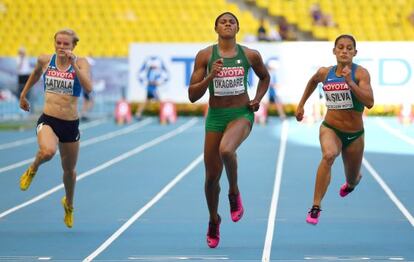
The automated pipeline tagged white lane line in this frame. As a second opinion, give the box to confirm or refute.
[375,117,414,146]
[0,158,34,174]
[0,118,198,219]
[0,256,52,260]
[0,118,108,151]
[83,153,204,262]
[304,256,405,261]
[0,118,153,174]
[80,118,153,147]
[363,157,414,227]
[79,118,109,130]
[262,120,289,262]
[127,255,229,260]
[0,137,37,150]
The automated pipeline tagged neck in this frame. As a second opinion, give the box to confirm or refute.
[56,55,70,69]
[336,62,352,72]
[338,62,352,68]
[218,37,236,51]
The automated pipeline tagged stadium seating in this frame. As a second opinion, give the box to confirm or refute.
[0,0,262,57]
[1,0,412,57]
[252,0,414,41]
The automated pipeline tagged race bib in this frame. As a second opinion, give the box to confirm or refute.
[213,67,245,96]
[45,70,75,95]
[323,82,354,109]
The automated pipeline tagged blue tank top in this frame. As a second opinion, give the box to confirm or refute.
[43,54,82,97]
[322,63,364,112]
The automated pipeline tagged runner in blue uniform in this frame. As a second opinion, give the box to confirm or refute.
[19,29,92,228]
[296,34,374,225]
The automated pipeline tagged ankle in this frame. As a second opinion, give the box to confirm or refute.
[228,191,240,197]
[312,204,321,210]
[348,174,362,187]
[210,214,220,224]
[228,188,239,196]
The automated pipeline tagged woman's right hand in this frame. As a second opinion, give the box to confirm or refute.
[20,96,30,112]
[295,105,304,121]
[210,58,223,77]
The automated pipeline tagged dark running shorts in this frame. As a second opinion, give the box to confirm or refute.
[36,113,80,143]
[322,121,364,149]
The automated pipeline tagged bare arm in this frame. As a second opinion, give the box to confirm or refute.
[342,65,374,109]
[188,47,222,103]
[63,50,92,93]
[296,67,329,121]
[74,58,92,93]
[246,48,270,111]
[19,55,50,111]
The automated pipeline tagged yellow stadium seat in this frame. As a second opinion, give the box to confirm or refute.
[312,26,328,40]
[1,0,412,56]
[259,0,412,41]
[0,0,270,56]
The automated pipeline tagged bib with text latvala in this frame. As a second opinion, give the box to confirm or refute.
[45,69,76,95]
[42,54,82,97]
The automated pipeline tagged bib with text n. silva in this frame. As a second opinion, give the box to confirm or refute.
[322,63,364,112]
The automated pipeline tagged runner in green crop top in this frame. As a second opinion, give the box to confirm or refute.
[207,44,250,97]
[188,12,270,248]
[295,34,374,225]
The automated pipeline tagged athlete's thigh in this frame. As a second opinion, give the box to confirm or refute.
[319,125,342,157]
[204,132,224,175]
[341,135,364,176]
[37,124,59,153]
[58,141,80,171]
[220,118,251,153]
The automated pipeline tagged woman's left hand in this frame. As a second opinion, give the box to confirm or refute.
[248,99,260,112]
[63,50,77,65]
[341,65,352,83]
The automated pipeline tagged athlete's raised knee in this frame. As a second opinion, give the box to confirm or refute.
[219,147,236,162]
[39,148,56,161]
[321,151,338,166]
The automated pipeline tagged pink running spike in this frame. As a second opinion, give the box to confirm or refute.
[206,215,221,248]
[306,206,321,225]
[228,193,244,222]
[340,175,362,197]
[339,183,354,197]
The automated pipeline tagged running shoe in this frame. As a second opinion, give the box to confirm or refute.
[20,167,36,191]
[61,197,74,228]
[340,175,362,197]
[339,183,355,197]
[228,193,244,222]
[306,205,321,225]
[207,214,221,248]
